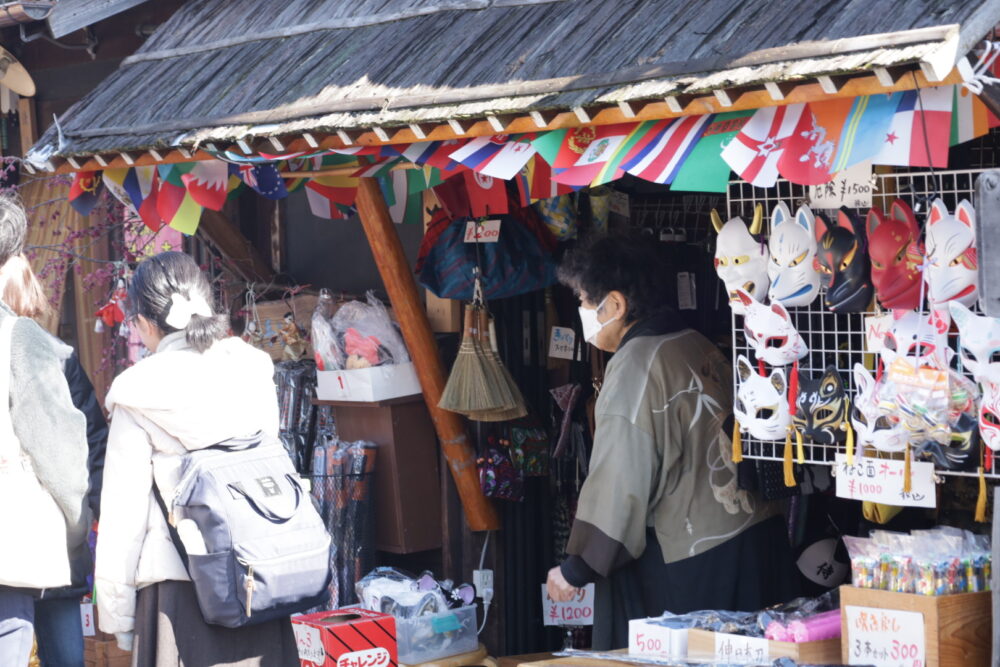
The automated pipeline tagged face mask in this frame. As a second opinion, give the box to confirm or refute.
[951,301,1000,385]
[925,199,978,307]
[712,205,769,315]
[734,354,790,440]
[737,288,808,367]
[851,363,906,453]
[815,208,873,313]
[880,309,952,370]
[767,203,820,308]
[579,296,614,344]
[793,366,850,445]
[867,200,924,311]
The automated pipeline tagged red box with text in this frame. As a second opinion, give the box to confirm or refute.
[292,608,398,667]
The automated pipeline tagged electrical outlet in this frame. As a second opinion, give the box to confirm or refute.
[472,569,494,598]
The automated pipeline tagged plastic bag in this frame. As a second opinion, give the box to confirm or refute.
[318,291,410,371]
[311,288,342,371]
[356,567,449,619]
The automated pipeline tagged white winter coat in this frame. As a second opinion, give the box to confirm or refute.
[95,332,278,637]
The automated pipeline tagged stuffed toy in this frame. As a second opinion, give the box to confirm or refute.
[925,199,978,307]
[711,204,769,314]
[767,202,820,308]
[815,208,874,313]
[734,354,791,441]
[866,200,923,311]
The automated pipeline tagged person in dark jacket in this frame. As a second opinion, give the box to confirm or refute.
[2,253,108,667]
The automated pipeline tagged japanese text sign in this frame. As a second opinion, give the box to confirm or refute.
[464,219,502,243]
[548,326,576,360]
[336,648,391,667]
[810,161,875,209]
[294,623,326,665]
[542,583,595,626]
[845,606,925,667]
[835,454,936,508]
[713,632,769,664]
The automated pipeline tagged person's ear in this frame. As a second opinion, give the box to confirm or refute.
[606,290,627,320]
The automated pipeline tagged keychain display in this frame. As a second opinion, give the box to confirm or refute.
[925,199,978,307]
[950,301,1000,385]
[866,200,923,311]
[793,366,851,445]
[814,208,874,313]
[711,204,769,314]
[736,288,808,367]
[766,202,820,308]
[734,354,790,441]
[851,364,906,453]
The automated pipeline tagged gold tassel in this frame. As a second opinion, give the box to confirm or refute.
[976,466,988,523]
[903,442,912,493]
[796,428,805,464]
[846,420,855,466]
[731,420,743,463]
[783,428,796,487]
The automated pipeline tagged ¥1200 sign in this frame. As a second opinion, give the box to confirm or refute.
[541,584,595,626]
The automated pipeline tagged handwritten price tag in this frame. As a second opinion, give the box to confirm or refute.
[835,453,936,508]
[464,219,502,243]
[293,622,326,665]
[845,606,925,667]
[865,314,893,354]
[541,583,595,626]
[548,326,576,360]
[80,603,95,637]
[628,619,680,657]
[809,160,875,209]
[337,647,391,667]
[714,632,768,664]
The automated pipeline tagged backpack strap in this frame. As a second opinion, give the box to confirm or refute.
[151,483,190,571]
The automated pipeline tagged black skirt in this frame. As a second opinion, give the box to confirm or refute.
[132,580,299,666]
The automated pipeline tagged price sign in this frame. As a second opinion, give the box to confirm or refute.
[337,647,391,667]
[541,583,595,626]
[713,632,769,664]
[628,619,679,657]
[845,606,925,667]
[464,219,502,243]
[609,190,629,217]
[809,160,876,209]
[80,603,95,637]
[835,453,936,508]
[293,623,326,665]
[548,326,576,360]
[864,314,893,354]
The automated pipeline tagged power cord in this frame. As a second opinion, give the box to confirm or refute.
[477,532,492,635]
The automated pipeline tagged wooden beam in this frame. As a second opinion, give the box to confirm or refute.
[817,74,851,94]
[354,177,499,532]
[764,81,798,101]
[372,126,391,142]
[447,118,469,135]
[268,136,286,152]
[197,209,277,284]
[17,97,36,157]
[873,65,909,88]
[618,101,637,118]
[664,93,697,113]
[529,109,559,128]
[713,88,736,107]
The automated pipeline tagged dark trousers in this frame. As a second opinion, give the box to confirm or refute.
[35,597,85,667]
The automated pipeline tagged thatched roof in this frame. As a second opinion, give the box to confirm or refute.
[27,0,1000,169]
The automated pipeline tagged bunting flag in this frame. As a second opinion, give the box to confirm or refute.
[353,156,403,178]
[238,163,289,199]
[69,171,103,216]
[102,169,137,215]
[590,120,664,186]
[396,139,469,175]
[671,110,754,192]
[779,94,900,185]
[305,174,357,219]
[448,134,537,180]
[622,115,713,185]
[951,85,1000,146]
[549,124,637,186]
[157,164,203,235]
[129,166,163,231]
[871,86,953,167]
[463,170,508,217]
[380,170,423,225]
[514,155,576,205]
[181,160,230,211]
[722,103,805,188]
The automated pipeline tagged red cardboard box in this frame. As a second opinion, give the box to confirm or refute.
[293,608,398,667]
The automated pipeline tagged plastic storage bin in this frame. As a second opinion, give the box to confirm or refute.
[396,605,478,664]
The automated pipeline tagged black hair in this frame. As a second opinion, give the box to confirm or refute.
[557,236,667,324]
[0,194,28,267]
[127,251,229,353]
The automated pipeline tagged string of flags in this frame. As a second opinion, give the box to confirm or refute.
[68,83,999,234]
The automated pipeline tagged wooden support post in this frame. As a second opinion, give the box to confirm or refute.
[355,177,500,532]
[17,97,36,156]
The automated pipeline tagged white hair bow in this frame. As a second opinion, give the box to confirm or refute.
[165,293,212,330]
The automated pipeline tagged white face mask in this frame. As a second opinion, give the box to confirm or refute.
[579,296,615,344]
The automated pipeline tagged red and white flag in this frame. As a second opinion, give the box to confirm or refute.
[721,104,806,187]
[872,87,952,167]
[180,161,229,211]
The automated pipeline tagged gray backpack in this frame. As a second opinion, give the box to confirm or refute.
[153,432,332,628]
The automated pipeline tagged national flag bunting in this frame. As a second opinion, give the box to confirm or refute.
[462,170,508,217]
[671,110,754,193]
[237,163,289,199]
[305,174,357,220]
[721,104,805,188]
[622,115,713,185]
[102,169,135,216]
[380,171,423,225]
[69,171,103,216]
[548,124,636,186]
[181,160,230,211]
[590,120,665,186]
[157,164,203,235]
[514,155,576,205]
[951,84,1000,146]
[871,86,952,168]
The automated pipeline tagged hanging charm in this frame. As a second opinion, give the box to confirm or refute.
[783,427,796,487]
[731,420,743,463]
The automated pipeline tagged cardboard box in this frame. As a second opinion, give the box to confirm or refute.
[687,629,841,664]
[292,608,397,667]
[316,363,421,402]
[840,585,991,667]
[83,637,131,667]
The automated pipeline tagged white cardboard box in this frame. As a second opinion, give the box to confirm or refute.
[628,618,688,658]
[316,362,422,402]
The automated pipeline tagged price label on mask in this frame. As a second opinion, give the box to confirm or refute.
[542,583,595,626]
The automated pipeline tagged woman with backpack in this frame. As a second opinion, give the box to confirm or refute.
[96,251,298,666]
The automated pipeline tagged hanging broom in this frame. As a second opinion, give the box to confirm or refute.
[439,304,506,414]
[468,314,528,422]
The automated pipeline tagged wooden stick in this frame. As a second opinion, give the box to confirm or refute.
[277,163,420,178]
[354,177,499,531]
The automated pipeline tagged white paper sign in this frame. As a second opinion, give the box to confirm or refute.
[293,623,326,665]
[845,606,925,667]
[677,272,697,311]
[809,160,876,209]
[337,647,391,667]
[80,603,95,637]
[713,632,769,664]
[548,326,576,360]
[542,583,595,626]
[628,619,683,657]
[609,190,630,217]
[835,453,936,508]
[464,219,502,243]
[865,314,893,354]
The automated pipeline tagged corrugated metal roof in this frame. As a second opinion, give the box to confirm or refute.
[26,0,1000,165]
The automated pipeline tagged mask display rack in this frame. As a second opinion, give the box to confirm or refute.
[729,168,1000,480]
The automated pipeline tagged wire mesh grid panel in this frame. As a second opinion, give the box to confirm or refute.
[726,169,993,478]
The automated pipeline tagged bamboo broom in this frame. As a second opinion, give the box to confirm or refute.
[439,305,506,414]
[468,313,528,422]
